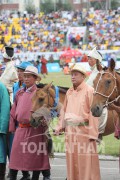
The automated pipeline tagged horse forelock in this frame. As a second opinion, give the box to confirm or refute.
[32,86,56,111]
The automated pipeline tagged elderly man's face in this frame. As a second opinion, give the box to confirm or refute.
[71,71,85,87]
[24,74,37,88]
[88,56,96,67]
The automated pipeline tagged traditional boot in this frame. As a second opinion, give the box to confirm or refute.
[43,176,51,180]
[42,169,51,180]
[31,171,40,180]
[0,163,6,180]
[19,171,31,180]
[9,169,18,180]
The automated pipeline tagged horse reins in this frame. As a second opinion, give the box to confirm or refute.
[94,71,120,108]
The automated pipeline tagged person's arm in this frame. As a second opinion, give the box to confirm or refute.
[9,94,18,132]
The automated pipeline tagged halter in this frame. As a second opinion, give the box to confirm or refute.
[94,71,120,107]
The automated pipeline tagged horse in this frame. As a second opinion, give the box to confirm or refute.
[91,59,120,136]
[30,83,57,127]
[30,83,59,156]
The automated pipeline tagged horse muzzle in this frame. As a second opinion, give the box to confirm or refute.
[91,105,103,117]
[30,116,44,128]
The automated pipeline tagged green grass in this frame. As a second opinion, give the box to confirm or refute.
[40,72,72,87]
[41,72,120,156]
[102,134,120,156]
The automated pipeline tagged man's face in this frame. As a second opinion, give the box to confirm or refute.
[17,68,24,81]
[71,71,85,87]
[24,74,37,88]
[88,56,96,67]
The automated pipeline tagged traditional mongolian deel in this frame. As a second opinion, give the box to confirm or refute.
[0,46,18,103]
[0,82,10,163]
[9,85,50,171]
[86,64,98,87]
[0,61,18,95]
[56,81,100,180]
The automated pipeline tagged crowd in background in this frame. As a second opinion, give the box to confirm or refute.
[86,9,120,50]
[0,8,119,53]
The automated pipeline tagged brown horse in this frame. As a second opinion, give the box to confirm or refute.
[30,83,56,128]
[30,83,58,156]
[91,59,120,136]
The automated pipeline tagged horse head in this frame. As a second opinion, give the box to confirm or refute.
[30,83,56,128]
[91,59,120,117]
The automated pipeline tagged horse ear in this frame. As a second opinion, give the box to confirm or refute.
[109,58,115,71]
[43,82,53,91]
[96,59,102,71]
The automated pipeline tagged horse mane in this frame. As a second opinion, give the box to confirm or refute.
[37,83,68,93]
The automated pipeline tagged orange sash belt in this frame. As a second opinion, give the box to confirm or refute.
[19,123,31,128]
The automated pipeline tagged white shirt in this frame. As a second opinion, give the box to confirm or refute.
[0,61,18,103]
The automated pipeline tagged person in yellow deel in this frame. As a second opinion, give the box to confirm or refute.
[54,64,100,180]
[0,46,18,104]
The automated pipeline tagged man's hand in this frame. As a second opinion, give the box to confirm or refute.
[53,129,65,136]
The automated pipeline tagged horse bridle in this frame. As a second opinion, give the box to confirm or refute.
[94,71,120,108]
[46,90,55,108]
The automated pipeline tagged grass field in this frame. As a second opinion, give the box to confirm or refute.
[40,72,72,87]
[41,72,120,156]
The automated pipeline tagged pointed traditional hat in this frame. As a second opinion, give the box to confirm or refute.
[3,46,14,60]
[87,47,102,62]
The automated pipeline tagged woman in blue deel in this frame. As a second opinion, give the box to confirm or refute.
[0,82,10,180]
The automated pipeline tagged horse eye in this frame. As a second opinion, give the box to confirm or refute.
[107,80,111,84]
[105,80,111,87]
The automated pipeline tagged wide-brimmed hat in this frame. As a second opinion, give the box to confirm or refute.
[71,64,87,77]
[16,61,33,70]
[3,46,14,60]
[24,66,41,80]
[87,47,102,62]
